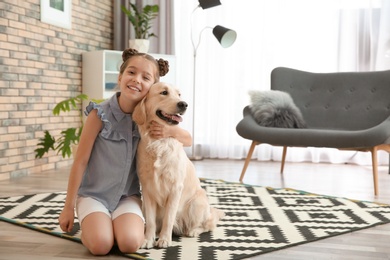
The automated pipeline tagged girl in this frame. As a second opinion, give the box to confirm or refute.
[58,49,192,255]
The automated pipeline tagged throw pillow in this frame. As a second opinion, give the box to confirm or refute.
[248,90,307,128]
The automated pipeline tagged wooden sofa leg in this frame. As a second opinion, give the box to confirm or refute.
[239,141,258,182]
[280,146,287,174]
[371,147,379,196]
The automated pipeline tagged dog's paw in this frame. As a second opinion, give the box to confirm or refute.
[154,238,171,248]
[188,227,204,237]
[141,239,155,249]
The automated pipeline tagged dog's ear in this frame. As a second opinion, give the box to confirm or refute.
[133,97,147,125]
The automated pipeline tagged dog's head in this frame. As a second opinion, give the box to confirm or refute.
[133,82,188,126]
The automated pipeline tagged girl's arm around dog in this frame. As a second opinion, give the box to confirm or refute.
[149,120,192,146]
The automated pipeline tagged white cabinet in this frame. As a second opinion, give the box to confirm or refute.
[82,50,177,109]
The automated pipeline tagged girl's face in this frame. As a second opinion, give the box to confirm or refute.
[118,56,157,103]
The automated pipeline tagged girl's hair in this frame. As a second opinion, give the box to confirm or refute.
[120,48,169,82]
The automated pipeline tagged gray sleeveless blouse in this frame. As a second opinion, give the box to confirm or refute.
[78,92,141,212]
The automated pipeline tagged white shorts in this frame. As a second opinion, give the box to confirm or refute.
[76,196,145,225]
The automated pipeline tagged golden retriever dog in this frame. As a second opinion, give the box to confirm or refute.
[132,82,224,249]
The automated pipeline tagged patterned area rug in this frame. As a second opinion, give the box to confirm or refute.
[1,179,390,260]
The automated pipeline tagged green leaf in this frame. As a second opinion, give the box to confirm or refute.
[35,131,56,158]
[121,2,159,39]
[91,98,105,104]
[52,94,88,116]
[55,127,81,158]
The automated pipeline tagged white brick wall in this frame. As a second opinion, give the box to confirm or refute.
[0,0,113,179]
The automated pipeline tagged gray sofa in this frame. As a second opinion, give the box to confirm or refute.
[236,67,390,195]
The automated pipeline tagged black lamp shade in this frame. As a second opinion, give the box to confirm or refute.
[212,25,237,48]
[198,0,221,9]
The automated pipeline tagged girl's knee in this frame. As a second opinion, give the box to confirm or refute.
[82,232,114,255]
[80,212,114,255]
[113,213,145,253]
[117,232,144,253]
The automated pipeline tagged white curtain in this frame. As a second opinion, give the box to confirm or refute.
[174,0,390,165]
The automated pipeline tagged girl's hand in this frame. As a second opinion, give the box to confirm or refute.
[58,207,75,233]
[149,120,166,139]
[148,120,192,146]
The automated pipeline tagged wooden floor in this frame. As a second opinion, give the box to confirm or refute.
[1,159,390,259]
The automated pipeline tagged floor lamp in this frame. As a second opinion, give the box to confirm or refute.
[190,0,237,160]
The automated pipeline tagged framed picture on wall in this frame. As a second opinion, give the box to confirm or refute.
[40,0,72,29]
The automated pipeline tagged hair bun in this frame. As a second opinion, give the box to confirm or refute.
[122,48,139,62]
[157,58,169,77]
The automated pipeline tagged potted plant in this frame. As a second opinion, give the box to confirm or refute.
[35,94,103,159]
[121,2,159,52]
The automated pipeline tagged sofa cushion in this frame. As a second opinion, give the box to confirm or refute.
[248,90,306,128]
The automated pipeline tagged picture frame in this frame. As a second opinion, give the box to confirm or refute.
[40,0,72,29]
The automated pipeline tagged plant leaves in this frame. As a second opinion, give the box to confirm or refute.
[52,94,88,116]
[55,127,81,158]
[35,94,102,159]
[34,131,56,158]
[122,3,159,39]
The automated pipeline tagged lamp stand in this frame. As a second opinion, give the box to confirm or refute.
[189,49,203,161]
[188,3,236,161]
[189,6,205,161]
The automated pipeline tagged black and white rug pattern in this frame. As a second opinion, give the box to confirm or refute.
[1,179,390,260]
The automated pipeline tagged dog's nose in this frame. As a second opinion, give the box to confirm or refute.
[177,101,188,111]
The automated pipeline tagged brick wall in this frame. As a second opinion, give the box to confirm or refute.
[0,0,113,179]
